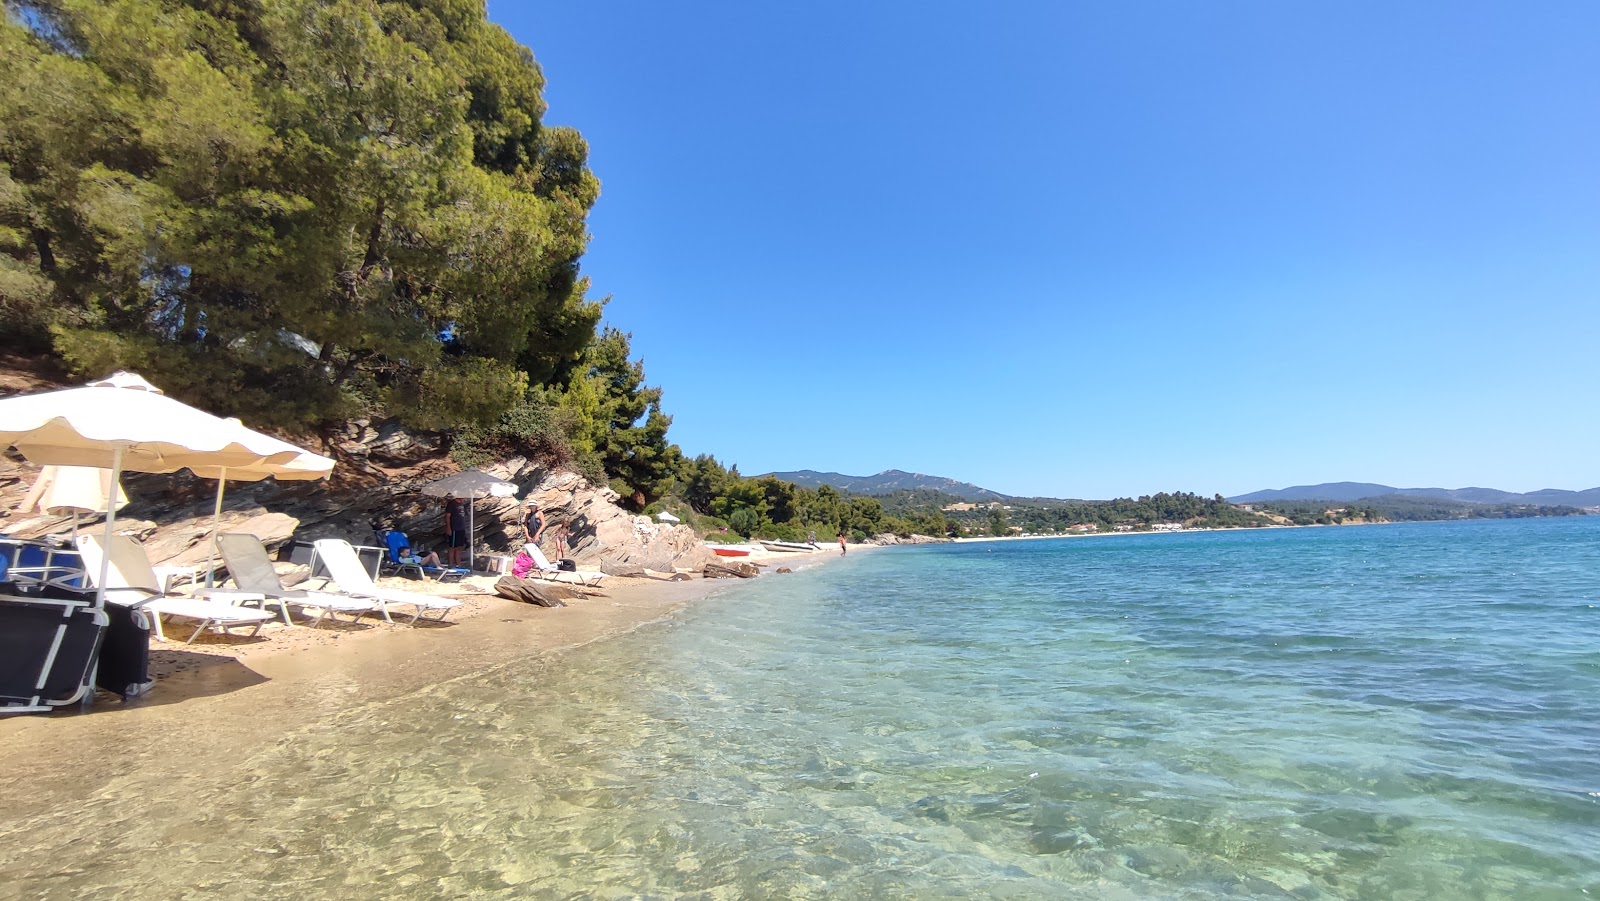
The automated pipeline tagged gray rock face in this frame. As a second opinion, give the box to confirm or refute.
[703,560,760,579]
[869,533,949,546]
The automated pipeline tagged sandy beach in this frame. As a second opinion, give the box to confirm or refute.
[0,543,858,808]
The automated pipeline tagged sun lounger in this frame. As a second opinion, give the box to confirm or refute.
[522,544,608,588]
[310,539,462,624]
[76,534,273,644]
[0,592,107,714]
[215,533,377,628]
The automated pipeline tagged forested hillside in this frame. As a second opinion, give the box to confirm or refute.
[0,1,718,516]
[0,1,967,540]
[1258,497,1587,524]
[876,490,1275,534]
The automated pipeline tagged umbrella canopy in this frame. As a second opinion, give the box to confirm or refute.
[420,470,519,500]
[0,371,333,605]
[420,470,518,571]
[19,465,128,516]
[655,511,681,523]
[0,374,308,474]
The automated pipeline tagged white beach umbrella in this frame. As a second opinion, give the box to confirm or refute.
[655,511,680,523]
[17,465,129,541]
[0,373,304,472]
[420,470,518,570]
[0,371,332,606]
[185,419,333,587]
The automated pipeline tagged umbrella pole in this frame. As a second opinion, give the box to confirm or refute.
[205,468,227,588]
[468,498,475,572]
[92,445,123,612]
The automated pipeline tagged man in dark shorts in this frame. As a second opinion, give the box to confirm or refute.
[445,497,468,566]
[521,499,546,547]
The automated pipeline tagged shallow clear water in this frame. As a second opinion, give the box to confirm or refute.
[7,518,1600,898]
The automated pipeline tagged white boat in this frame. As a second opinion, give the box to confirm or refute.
[759,540,818,553]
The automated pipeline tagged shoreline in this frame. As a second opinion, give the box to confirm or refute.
[949,521,1390,544]
[0,543,865,801]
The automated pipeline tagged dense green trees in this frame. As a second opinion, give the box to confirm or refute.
[0,0,698,511]
[875,490,1276,533]
[648,454,956,541]
[542,327,678,506]
[1261,497,1584,524]
[1,0,599,428]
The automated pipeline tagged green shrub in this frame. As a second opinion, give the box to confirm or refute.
[727,507,760,537]
[755,522,805,541]
[451,397,574,469]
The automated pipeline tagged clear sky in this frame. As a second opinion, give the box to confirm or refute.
[488,1,1599,499]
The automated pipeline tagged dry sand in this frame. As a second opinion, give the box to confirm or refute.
[0,542,861,803]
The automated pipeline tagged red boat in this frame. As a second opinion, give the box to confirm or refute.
[711,546,751,557]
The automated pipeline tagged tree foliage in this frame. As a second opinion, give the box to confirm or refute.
[0,0,601,428]
[539,327,678,508]
[1260,496,1585,524]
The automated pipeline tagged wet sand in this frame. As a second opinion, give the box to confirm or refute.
[0,544,859,824]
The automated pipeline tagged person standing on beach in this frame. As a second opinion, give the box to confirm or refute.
[838,527,848,556]
[553,520,570,560]
[445,496,468,566]
[521,499,546,548]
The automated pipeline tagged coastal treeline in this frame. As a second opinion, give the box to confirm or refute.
[873,489,1272,535]
[0,0,686,509]
[1260,497,1586,524]
[662,456,953,541]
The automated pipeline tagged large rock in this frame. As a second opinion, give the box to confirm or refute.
[143,511,300,567]
[870,533,949,546]
[600,562,648,578]
[704,560,760,579]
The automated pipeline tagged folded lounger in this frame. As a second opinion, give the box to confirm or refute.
[76,534,273,645]
[0,593,107,714]
[522,544,608,588]
[310,539,463,624]
[216,533,377,628]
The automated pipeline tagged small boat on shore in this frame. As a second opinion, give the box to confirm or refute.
[759,540,818,553]
[710,546,751,557]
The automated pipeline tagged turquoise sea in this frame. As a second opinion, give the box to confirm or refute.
[6,517,1600,898]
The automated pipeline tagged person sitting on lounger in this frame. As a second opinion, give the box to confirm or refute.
[397,545,442,568]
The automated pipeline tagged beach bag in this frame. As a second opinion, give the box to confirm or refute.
[557,558,577,572]
[493,575,566,608]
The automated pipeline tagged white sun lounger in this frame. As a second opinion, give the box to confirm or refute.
[216,533,377,628]
[310,539,462,624]
[76,534,273,645]
[522,544,608,588]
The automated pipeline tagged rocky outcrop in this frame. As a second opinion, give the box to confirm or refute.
[868,533,949,545]
[1,406,718,573]
[517,469,719,573]
[703,560,760,579]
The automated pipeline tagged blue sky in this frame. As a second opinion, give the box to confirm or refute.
[489,1,1599,499]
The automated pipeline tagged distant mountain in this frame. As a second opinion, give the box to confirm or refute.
[765,469,1009,502]
[1230,482,1600,506]
[1230,482,1398,503]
